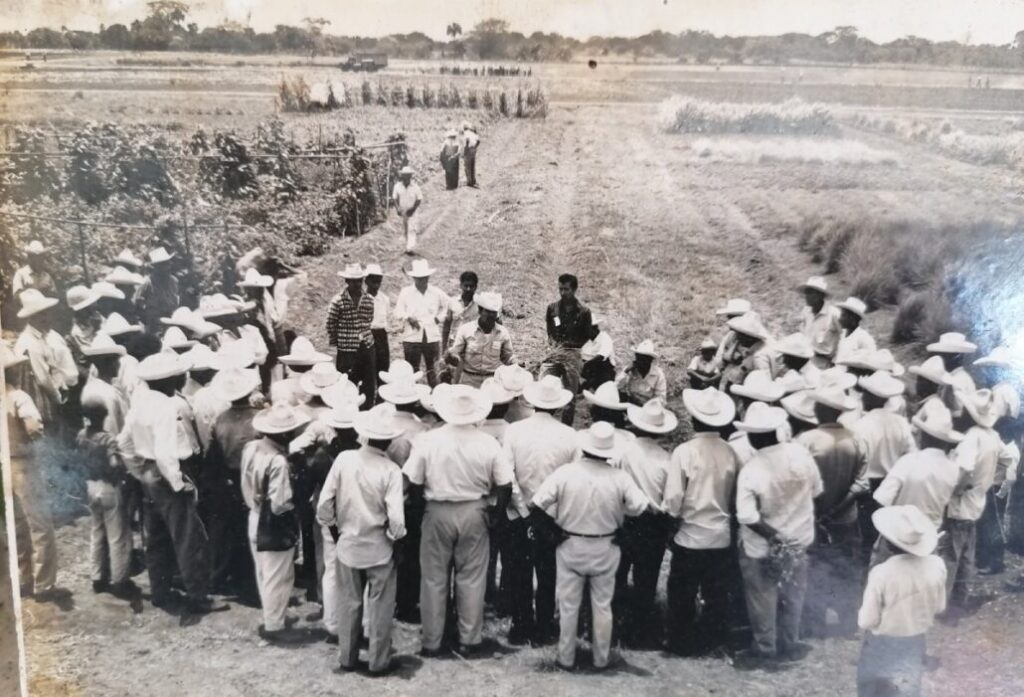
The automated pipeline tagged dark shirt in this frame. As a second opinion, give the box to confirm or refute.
[326,288,375,352]
[77,429,122,483]
[209,404,259,473]
[546,299,593,350]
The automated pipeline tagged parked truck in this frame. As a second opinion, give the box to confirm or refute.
[339,53,388,72]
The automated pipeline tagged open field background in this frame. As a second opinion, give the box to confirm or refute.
[5,52,1024,696]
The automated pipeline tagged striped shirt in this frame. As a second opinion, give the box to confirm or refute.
[326,288,375,351]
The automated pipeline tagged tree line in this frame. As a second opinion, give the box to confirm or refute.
[3,3,1024,69]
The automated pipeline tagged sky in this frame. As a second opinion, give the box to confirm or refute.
[5,0,1024,45]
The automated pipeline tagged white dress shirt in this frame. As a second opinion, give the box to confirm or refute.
[852,408,917,480]
[581,331,616,366]
[220,325,269,366]
[504,411,579,518]
[835,325,877,362]
[617,436,672,510]
[858,554,947,637]
[117,388,195,491]
[394,284,450,344]
[663,432,741,549]
[532,456,650,536]
[15,324,79,400]
[392,181,422,213]
[948,425,1016,521]
[370,292,391,330]
[873,448,961,527]
[189,385,230,451]
[800,303,842,357]
[403,423,512,501]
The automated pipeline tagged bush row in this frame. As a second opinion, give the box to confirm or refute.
[659,96,838,136]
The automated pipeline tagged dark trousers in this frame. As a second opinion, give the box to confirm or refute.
[613,513,666,646]
[738,549,808,657]
[142,478,210,603]
[485,511,511,614]
[372,328,390,376]
[403,340,441,388]
[336,341,377,407]
[857,632,926,697]
[464,153,477,186]
[857,479,884,562]
[396,498,424,621]
[507,517,558,640]
[666,544,733,654]
[202,475,254,598]
[804,521,862,637]
[443,162,459,190]
[938,518,976,607]
[975,487,1006,572]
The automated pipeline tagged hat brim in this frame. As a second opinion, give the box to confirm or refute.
[734,418,787,433]
[730,385,784,403]
[379,383,431,405]
[215,382,260,403]
[299,373,343,396]
[407,270,436,278]
[626,404,678,434]
[105,324,144,337]
[927,342,977,354]
[974,357,1012,368]
[582,390,627,411]
[149,254,175,264]
[810,394,859,411]
[379,369,424,384]
[138,366,188,382]
[69,294,101,312]
[338,271,367,280]
[17,297,59,318]
[355,423,405,440]
[253,413,311,435]
[682,389,735,427]
[837,303,866,318]
[522,385,573,410]
[908,366,952,386]
[434,395,493,425]
[82,345,127,358]
[781,403,818,425]
[279,353,331,367]
[579,431,631,459]
[799,283,830,295]
[872,508,939,556]
[911,415,964,443]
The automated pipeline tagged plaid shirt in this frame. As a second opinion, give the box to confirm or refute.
[326,288,375,351]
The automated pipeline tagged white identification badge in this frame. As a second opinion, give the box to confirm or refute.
[553,317,561,327]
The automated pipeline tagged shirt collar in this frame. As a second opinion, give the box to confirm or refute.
[261,437,288,454]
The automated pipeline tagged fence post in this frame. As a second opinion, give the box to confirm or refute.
[77,222,90,284]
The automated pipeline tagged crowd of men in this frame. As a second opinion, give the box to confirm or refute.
[4,237,1024,695]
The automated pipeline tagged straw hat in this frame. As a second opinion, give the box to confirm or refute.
[238,268,273,288]
[364,263,384,277]
[726,313,769,341]
[419,383,451,414]
[253,403,311,435]
[199,293,254,319]
[324,401,361,430]
[137,352,189,382]
[730,370,784,403]
[715,298,751,317]
[1,343,27,370]
[777,370,809,395]
[81,332,126,358]
[190,318,223,340]
[26,240,47,255]
[399,165,414,176]
[379,379,431,406]
[495,364,534,396]
[682,387,736,427]
[993,382,1021,420]
[211,367,261,403]
[434,384,493,425]
[405,259,437,278]
[583,381,627,411]
[148,246,174,264]
[781,390,818,425]
[338,263,366,280]
[858,371,906,399]
[162,326,195,352]
[631,340,658,358]
[90,281,125,301]
[104,266,145,286]
[111,248,145,269]
[733,401,788,433]
[66,285,100,312]
[522,374,573,410]
[17,288,59,318]
[355,403,406,441]
[775,332,814,360]
[835,349,875,372]
[184,344,218,372]
[627,399,678,435]
[279,337,330,367]
[836,296,867,318]
[299,362,344,395]
[816,367,857,391]
[480,377,514,405]
[912,401,963,443]
[379,359,423,385]
[320,378,366,409]
[872,505,939,557]
[869,348,905,377]
[809,386,859,412]
[578,421,627,459]
[974,346,1014,368]
[700,336,717,351]
[958,388,1000,428]
[161,306,199,329]
[927,332,977,355]
[476,291,502,313]
[446,129,458,138]
[101,312,143,337]
[213,341,256,371]
[799,276,829,295]
[908,356,952,386]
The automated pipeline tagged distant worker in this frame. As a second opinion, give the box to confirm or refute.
[462,122,480,188]
[12,240,58,298]
[392,166,422,255]
[440,129,461,191]
[135,247,180,334]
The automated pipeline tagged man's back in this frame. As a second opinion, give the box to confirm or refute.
[533,458,649,535]
[852,408,916,480]
[797,424,867,522]
[504,412,578,515]
[403,423,509,501]
[873,449,959,527]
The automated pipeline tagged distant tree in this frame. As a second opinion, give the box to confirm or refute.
[302,17,330,61]
[26,28,68,48]
[446,23,462,39]
[472,18,510,59]
[100,23,131,49]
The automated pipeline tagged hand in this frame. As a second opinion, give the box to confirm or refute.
[180,480,196,494]
[444,353,460,367]
[997,480,1013,500]
[408,318,421,330]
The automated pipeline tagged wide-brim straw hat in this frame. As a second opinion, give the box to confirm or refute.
[399,165,414,176]
[715,298,751,317]
[279,337,331,366]
[184,344,218,372]
[199,293,255,319]
[495,364,534,396]
[627,399,678,434]
[522,374,572,410]
[26,240,47,255]
[871,349,906,377]
[111,248,145,269]
[583,380,627,411]
[781,390,818,425]
[238,268,273,288]
[338,263,366,280]
[162,326,196,351]
[299,362,345,395]
[730,370,785,403]
[355,403,407,440]
[213,341,257,371]
[324,402,361,430]
[858,371,906,399]
[727,313,769,342]
[434,384,493,425]
[419,384,450,414]
[836,296,867,318]
[66,285,100,312]
[379,359,424,385]
[105,266,145,286]
[974,346,1014,368]
[137,352,189,382]
[379,379,432,405]
[994,382,1021,420]
[700,336,717,351]
[406,259,437,278]
[480,377,515,405]
[102,312,143,337]
[253,403,311,435]
[476,291,502,313]
[809,386,859,412]
[578,421,628,459]
[148,246,175,264]
[17,289,59,318]
[927,332,977,355]
[798,276,829,295]
[320,379,366,409]
[872,505,939,556]
[836,349,877,372]
[364,263,384,277]
[816,367,857,391]
[958,387,1000,428]
[682,387,735,427]
[734,401,788,433]
[631,339,658,358]
[908,356,952,386]
[211,367,261,403]
[81,332,126,358]
[90,281,125,301]
[774,332,814,360]
[911,401,964,443]
[161,306,198,328]
[777,370,809,395]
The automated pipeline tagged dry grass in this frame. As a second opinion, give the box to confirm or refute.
[660,96,837,135]
[689,136,898,165]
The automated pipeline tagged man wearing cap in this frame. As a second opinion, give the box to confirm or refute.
[796,388,869,637]
[545,273,594,426]
[440,129,461,190]
[531,422,652,671]
[326,263,377,405]
[799,276,841,367]
[442,270,479,353]
[395,260,449,388]
[662,387,740,655]
[613,399,677,648]
[503,375,578,645]
[835,297,876,363]
[402,385,513,655]
[12,240,58,298]
[581,315,618,392]
[241,404,310,642]
[14,288,78,428]
[117,352,225,615]
[616,340,668,406]
[135,247,180,333]
[317,403,407,674]
[858,506,947,697]
[364,264,391,378]
[444,291,515,388]
[392,167,423,254]
[461,122,479,187]
[852,371,917,556]
[734,402,824,662]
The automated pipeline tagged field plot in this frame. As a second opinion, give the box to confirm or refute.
[6,53,1024,697]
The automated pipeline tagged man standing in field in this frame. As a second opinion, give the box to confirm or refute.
[325,263,377,406]
[462,122,480,188]
[444,292,516,388]
[798,276,841,368]
[545,274,594,426]
[394,260,449,388]
[392,167,422,255]
[440,129,461,191]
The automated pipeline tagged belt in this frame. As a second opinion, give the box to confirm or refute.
[564,530,614,538]
[461,367,494,376]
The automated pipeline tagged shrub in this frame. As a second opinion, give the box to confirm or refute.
[659,97,837,136]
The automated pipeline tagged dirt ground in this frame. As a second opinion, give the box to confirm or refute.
[13,96,1024,695]
[1,517,24,697]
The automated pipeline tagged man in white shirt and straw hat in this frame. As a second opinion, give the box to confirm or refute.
[241,403,310,642]
[317,403,407,674]
[720,312,774,393]
[531,421,651,671]
[798,276,841,367]
[734,402,823,664]
[503,375,577,645]
[445,291,515,388]
[857,506,946,697]
[15,288,78,428]
[392,167,423,254]
[271,336,331,406]
[835,296,876,363]
[12,239,58,297]
[613,398,677,648]
[495,364,535,424]
[616,339,668,406]
[663,386,740,656]
[402,384,513,655]
[394,259,449,388]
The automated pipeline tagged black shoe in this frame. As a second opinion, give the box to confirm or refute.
[184,597,230,615]
[733,648,777,670]
[305,608,324,622]
[779,642,812,662]
[419,646,446,658]
[507,629,532,646]
[109,581,140,600]
[325,633,339,645]
[92,580,111,594]
[258,625,304,644]
[366,662,399,677]
[458,643,487,657]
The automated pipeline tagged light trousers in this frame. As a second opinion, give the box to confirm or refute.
[337,558,397,672]
[321,526,340,635]
[87,480,131,584]
[400,212,419,252]
[248,510,295,631]
[420,499,489,650]
[556,536,620,669]
[738,549,809,657]
[11,456,58,594]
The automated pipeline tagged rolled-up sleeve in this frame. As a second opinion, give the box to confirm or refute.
[385,469,407,541]
[735,467,762,526]
[402,444,426,486]
[316,462,339,528]
[621,473,651,517]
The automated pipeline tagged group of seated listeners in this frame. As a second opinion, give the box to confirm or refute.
[5,237,1024,693]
